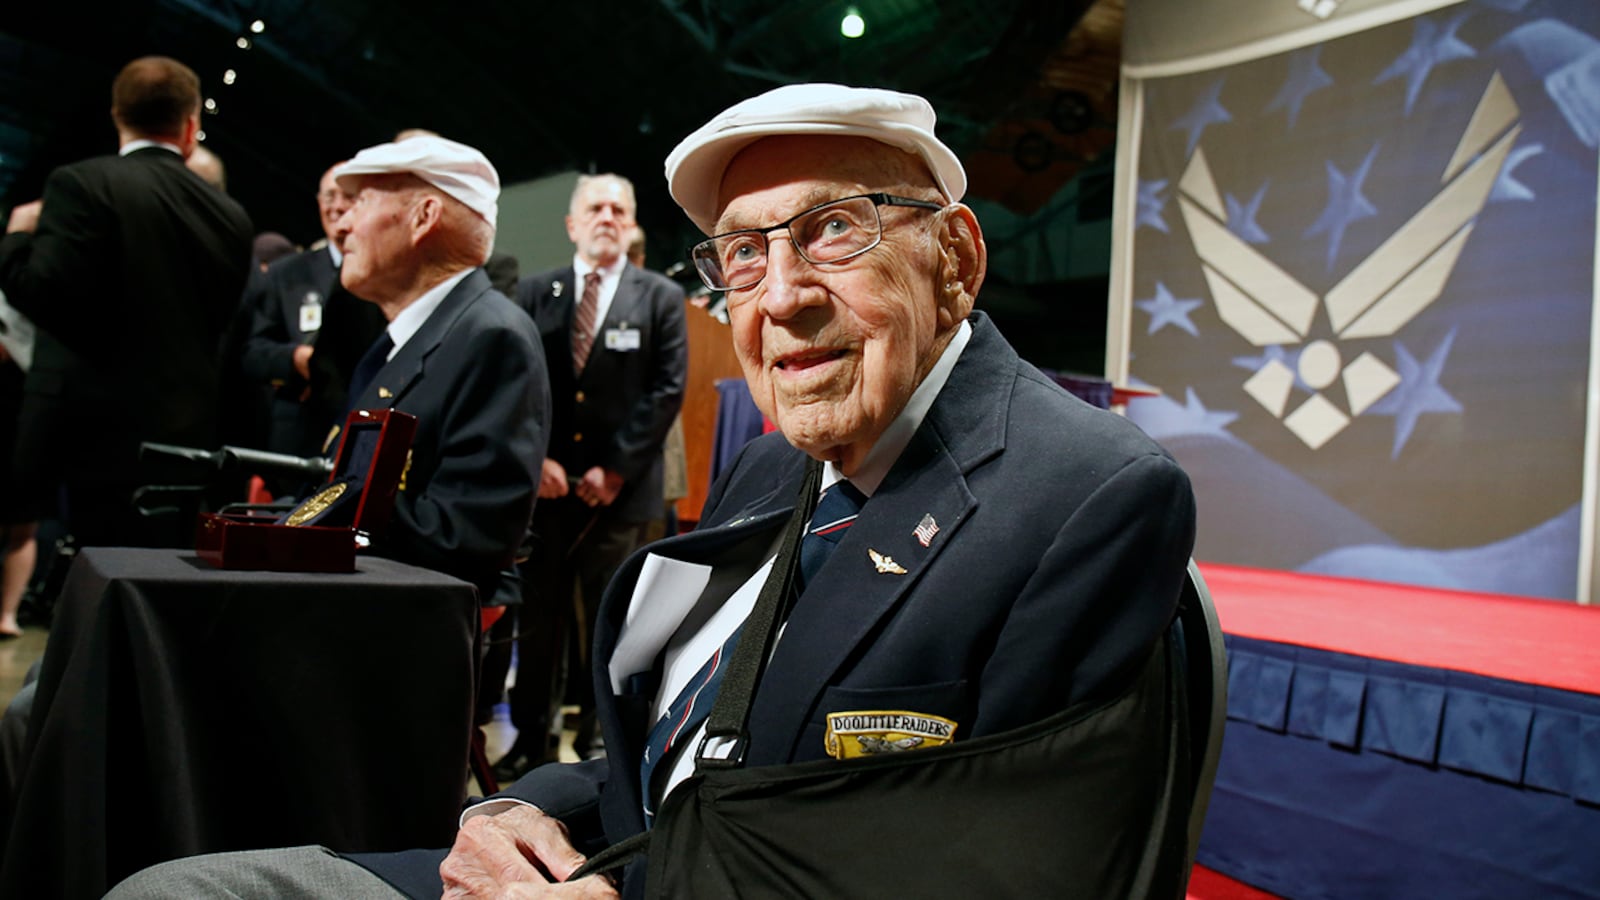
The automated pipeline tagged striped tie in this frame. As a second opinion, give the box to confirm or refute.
[571,271,601,374]
[639,624,742,825]
[799,479,866,588]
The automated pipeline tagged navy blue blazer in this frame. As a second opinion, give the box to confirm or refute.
[514,264,687,523]
[357,311,1194,896]
[347,268,550,604]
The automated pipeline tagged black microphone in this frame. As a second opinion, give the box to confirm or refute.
[140,442,334,477]
[139,442,224,467]
[220,446,335,477]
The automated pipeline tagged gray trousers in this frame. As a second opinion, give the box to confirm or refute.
[106,846,409,899]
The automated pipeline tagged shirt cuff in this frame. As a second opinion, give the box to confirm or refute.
[458,797,540,828]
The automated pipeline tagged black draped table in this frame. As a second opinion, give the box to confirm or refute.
[0,548,480,899]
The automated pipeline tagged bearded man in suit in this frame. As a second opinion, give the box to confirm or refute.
[0,55,253,547]
[496,174,687,773]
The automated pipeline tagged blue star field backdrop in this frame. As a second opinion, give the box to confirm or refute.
[1124,0,1597,600]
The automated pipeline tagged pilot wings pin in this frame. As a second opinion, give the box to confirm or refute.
[868,548,907,575]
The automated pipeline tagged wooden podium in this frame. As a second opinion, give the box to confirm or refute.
[674,299,746,527]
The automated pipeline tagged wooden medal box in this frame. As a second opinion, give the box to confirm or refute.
[195,408,418,572]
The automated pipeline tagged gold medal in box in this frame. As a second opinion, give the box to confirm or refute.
[280,482,353,527]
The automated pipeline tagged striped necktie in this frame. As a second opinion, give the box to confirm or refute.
[799,479,867,588]
[638,624,741,825]
[571,271,601,374]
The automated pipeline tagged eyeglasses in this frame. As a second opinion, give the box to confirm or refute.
[691,193,945,293]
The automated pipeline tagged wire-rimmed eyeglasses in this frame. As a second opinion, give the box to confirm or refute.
[691,193,945,293]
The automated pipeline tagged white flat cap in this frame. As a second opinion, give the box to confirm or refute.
[665,83,967,234]
[335,135,500,228]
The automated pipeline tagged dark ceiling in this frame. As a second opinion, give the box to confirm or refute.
[1,0,1117,271]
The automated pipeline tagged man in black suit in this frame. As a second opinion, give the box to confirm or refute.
[0,55,253,547]
[238,163,386,465]
[497,174,687,774]
[331,136,548,610]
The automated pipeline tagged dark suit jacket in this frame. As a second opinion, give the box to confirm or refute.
[240,246,340,386]
[237,246,386,457]
[358,311,1195,897]
[347,268,550,604]
[514,264,687,523]
[0,146,253,486]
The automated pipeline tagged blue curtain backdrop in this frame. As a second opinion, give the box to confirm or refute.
[1124,0,1597,600]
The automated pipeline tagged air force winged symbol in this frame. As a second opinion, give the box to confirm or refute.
[1178,74,1519,449]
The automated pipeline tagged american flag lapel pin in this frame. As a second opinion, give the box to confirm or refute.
[913,513,939,547]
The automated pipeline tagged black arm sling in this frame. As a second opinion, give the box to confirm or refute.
[572,460,1192,898]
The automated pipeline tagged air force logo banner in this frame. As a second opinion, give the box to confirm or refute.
[1120,0,1597,601]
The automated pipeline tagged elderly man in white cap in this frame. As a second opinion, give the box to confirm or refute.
[326,135,548,609]
[109,85,1194,900]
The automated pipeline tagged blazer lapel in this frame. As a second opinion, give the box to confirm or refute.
[544,267,577,332]
[366,269,491,409]
[744,430,976,764]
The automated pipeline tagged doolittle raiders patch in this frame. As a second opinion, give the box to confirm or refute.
[824,710,957,760]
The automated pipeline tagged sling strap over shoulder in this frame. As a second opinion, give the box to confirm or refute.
[571,456,1193,897]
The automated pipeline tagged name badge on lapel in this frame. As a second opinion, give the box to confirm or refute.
[604,327,642,352]
[299,292,323,333]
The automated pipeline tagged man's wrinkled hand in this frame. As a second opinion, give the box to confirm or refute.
[439,805,618,899]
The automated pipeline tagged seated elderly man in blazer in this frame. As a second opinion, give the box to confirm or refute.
[109,85,1194,899]
[326,136,547,609]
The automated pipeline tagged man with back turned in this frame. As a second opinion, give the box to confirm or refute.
[0,56,253,547]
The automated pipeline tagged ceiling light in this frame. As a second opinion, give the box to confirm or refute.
[236,37,251,50]
[250,19,266,33]
[204,97,217,112]
[196,130,206,141]
[223,69,237,85]
[841,7,865,38]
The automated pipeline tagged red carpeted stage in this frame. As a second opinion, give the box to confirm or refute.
[1184,563,1600,900]
[1199,563,1600,695]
